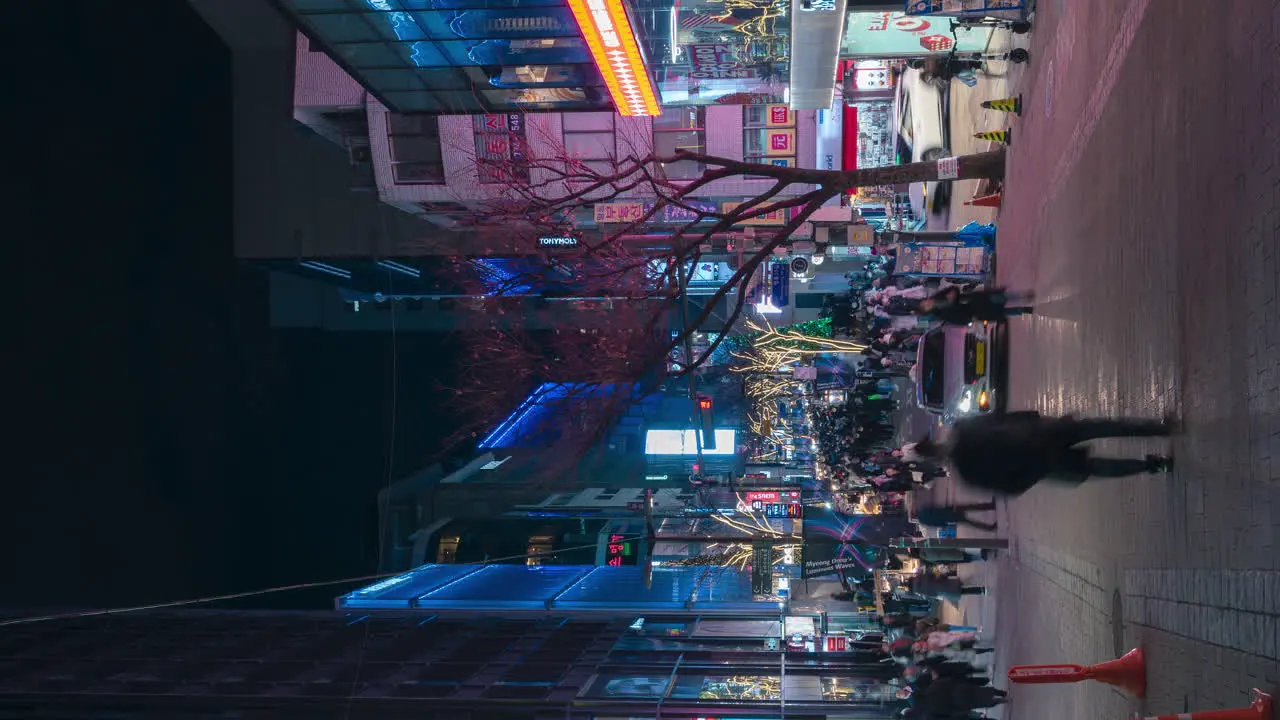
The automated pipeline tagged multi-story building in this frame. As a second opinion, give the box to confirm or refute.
[377,371,756,571]
[0,565,897,720]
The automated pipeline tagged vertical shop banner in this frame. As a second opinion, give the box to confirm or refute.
[476,113,529,182]
[766,104,794,127]
[816,98,843,172]
[751,542,775,595]
[769,262,791,306]
[842,11,992,56]
[765,128,796,156]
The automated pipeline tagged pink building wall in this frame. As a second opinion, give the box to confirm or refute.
[290,33,827,217]
[367,101,822,210]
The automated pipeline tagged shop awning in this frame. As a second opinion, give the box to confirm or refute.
[787,0,849,109]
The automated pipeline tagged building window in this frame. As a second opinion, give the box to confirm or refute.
[387,114,444,184]
[474,114,529,183]
[743,104,797,172]
[651,107,705,180]
[562,112,616,174]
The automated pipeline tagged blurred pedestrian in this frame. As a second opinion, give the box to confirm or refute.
[915,411,1177,496]
[907,574,985,600]
[916,501,998,532]
[917,286,1034,325]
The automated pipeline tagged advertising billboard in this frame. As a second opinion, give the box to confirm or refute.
[841,11,992,57]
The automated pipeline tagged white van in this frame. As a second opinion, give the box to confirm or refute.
[914,320,1006,424]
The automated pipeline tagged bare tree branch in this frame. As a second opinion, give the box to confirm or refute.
[432,139,1008,464]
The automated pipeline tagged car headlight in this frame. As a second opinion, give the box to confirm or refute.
[957,389,973,413]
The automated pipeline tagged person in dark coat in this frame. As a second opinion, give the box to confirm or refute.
[917,656,991,683]
[917,286,1033,325]
[916,501,998,532]
[907,574,985,599]
[915,411,1177,496]
[914,676,1007,715]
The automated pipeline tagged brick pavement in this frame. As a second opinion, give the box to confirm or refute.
[977,1,1280,719]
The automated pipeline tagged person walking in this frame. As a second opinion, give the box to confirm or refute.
[917,286,1034,325]
[917,656,991,683]
[914,411,1177,496]
[915,502,998,532]
[907,574,985,600]
[914,676,1007,716]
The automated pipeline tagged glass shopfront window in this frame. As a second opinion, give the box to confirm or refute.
[651,107,705,179]
[670,673,781,701]
[287,1,620,114]
[563,112,617,174]
[582,673,673,698]
[743,104,796,170]
[387,113,445,184]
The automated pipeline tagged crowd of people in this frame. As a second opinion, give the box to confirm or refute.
[823,536,1008,719]
[798,259,1023,718]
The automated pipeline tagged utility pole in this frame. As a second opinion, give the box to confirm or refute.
[674,251,705,469]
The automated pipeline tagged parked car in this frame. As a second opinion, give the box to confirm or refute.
[913,320,1006,425]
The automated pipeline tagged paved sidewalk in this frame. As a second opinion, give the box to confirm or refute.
[980,2,1280,720]
[946,28,1029,229]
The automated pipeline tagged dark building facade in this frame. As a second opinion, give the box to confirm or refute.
[0,566,902,720]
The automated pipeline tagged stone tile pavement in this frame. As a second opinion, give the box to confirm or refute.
[945,29,1028,228]
[956,1,1280,719]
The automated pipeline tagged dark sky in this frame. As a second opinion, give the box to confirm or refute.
[5,2,457,611]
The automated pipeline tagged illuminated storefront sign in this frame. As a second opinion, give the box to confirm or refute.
[767,105,794,127]
[565,0,661,116]
[752,501,802,518]
[765,128,795,156]
[842,11,992,57]
[594,200,718,224]
[538,236,580,248]
[594,202,648,224]
[745,490,801,503]
[605,533,636,566]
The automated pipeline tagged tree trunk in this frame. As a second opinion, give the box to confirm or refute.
[834,148,1006,192]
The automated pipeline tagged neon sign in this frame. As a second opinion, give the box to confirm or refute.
[565,0,661,116]
[538,236,579,248]
[605,533,636,566]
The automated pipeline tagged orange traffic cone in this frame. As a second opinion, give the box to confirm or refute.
[965,193,1003,208]
[982,94,1023,115]
[1085,647,1146,697]
[1139,688,1273,720]
[974,129,1011,145]
[1008,647,1146,698]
